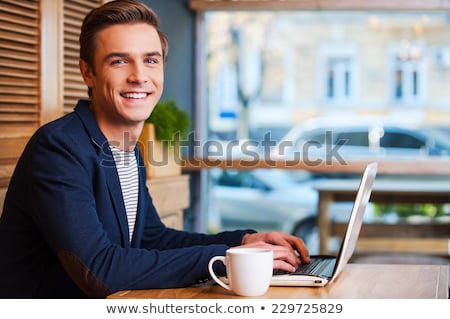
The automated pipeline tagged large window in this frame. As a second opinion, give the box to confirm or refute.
[194,8,450,236]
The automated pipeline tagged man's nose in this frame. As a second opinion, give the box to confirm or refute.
[127,63,148,84]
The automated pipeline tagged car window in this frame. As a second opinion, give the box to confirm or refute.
[334,131,369,146]
[380,132,425,149]
[297,129,327,144]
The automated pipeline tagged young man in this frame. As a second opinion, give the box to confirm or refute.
[0,0,309,298]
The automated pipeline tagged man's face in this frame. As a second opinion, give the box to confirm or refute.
[81,23,164,131]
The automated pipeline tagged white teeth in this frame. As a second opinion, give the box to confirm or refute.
[122,92,147,99]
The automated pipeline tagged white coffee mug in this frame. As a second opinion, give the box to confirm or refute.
[208,248,273,297]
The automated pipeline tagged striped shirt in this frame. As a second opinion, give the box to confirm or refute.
[110,145,139,243]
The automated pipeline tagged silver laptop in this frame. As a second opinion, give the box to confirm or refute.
[271,162,378,287]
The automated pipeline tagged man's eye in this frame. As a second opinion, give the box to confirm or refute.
[145,58,158,64]
[111,59,126,65]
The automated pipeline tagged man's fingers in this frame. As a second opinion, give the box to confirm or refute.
[273,260,296,273]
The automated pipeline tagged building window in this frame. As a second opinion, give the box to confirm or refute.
[319,43,357,107]
[392,47,424,104]
[326,57,353,102]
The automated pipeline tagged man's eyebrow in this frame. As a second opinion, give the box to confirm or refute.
[145,51,162,57]
[104,52,128,60]
[104,51,162,60]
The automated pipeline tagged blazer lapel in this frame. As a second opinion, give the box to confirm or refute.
[75,101,131,247]
[130,148,147,247]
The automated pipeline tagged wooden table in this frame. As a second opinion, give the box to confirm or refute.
[108,264,449,299]
[314,178,450,255]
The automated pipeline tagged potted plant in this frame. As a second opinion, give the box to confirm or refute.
[138,100,190,179]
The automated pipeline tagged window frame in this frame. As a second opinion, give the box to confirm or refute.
[189,0,450,11]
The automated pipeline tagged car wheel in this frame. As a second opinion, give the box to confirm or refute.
[292,217,319,255]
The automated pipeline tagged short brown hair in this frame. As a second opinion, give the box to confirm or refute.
[79,0,169,70]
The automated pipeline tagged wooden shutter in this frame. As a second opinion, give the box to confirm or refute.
[0,0,40,188]
[0,0,40,138]
[63,0,102,114]
[0,0,102,188]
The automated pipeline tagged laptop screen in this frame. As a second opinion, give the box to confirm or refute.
[331,162,377,280]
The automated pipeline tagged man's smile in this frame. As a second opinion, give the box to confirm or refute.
[120,92,149,99]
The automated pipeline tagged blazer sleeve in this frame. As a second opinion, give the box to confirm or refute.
[138,185,256,249]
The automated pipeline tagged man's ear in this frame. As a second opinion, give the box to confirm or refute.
[79,59,95,88]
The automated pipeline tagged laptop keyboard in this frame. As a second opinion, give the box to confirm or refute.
[273,257,336,277]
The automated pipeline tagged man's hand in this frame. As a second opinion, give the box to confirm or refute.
[240,232,310,272]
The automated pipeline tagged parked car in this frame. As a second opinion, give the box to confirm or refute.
[271,116,450,164]
[208,168,361,254]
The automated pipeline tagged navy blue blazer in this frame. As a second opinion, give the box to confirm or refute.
[0,100,253,298]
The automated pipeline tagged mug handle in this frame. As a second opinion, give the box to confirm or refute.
[208,256,231,291]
